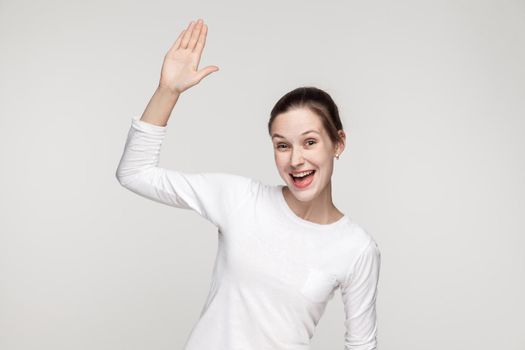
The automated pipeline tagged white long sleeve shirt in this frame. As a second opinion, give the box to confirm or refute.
[116,115,382,350]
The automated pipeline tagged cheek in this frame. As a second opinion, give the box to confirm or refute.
[311,152,330,164]
[274,153,287,167]
[314,157,335,174]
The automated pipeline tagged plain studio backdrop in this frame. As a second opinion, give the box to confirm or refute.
[0,0,524,349]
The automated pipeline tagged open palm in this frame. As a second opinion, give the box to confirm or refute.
[159,19,219,94]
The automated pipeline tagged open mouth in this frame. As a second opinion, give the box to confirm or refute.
[289,170,316,187]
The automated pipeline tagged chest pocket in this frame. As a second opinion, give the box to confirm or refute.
[300,267,339,303]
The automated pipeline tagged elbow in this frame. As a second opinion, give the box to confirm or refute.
[115,169,124,186]
[115,166,131,187]
[115,166,155,188]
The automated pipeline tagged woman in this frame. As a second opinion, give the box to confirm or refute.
[116,18,381,350]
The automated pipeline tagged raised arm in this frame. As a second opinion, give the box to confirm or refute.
[140,18,219,127]
[340,239,382,350]
[115,19,254,229]
[115,116,254,228]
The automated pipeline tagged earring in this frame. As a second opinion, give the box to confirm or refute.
[335,153,340,160]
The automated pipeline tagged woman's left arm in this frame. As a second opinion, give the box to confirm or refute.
[340,239,382,350]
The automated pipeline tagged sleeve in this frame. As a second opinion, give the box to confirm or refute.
[340,238,381,350]
[115,115,256,229]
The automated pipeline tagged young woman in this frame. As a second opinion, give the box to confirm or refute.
[116,18,381,350]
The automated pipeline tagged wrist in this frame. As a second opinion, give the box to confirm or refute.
[156,84,181,99]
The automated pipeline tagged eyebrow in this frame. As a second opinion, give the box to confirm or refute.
[271,130,320,140]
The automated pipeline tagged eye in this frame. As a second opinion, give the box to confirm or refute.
[276,143,288,150]
[306,139,317,146]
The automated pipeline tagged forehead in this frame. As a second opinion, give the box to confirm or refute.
[271,108,324,138]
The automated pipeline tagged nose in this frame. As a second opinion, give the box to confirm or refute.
[290,148,304,168]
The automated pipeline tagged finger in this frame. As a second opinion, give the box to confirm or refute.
[193,23,207,57]
[169,29,186,51]
[188,19,204,51]
[180,20,196,49]
[197,65,219,82]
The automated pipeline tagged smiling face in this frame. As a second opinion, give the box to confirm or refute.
[270,107,345,202]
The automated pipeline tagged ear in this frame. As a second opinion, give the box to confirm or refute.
[335,130,346,154]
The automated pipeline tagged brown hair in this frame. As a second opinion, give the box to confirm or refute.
[268,86,344,148]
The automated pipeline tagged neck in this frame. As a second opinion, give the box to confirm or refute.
[283,182,344,225]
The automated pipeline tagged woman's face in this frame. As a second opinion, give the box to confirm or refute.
[270,107,345,202]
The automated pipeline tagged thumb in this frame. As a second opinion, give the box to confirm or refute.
[197,66,219,81]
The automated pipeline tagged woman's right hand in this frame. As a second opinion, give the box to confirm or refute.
[158,18,219,95]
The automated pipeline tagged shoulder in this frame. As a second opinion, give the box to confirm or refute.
[337,220,380,270]
[196,172,262,194]
[341,220,377,249]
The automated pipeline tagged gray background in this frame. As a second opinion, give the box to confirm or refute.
[1,0,524,349]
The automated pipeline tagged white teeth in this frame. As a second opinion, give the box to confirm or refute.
[291,170,314,178]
